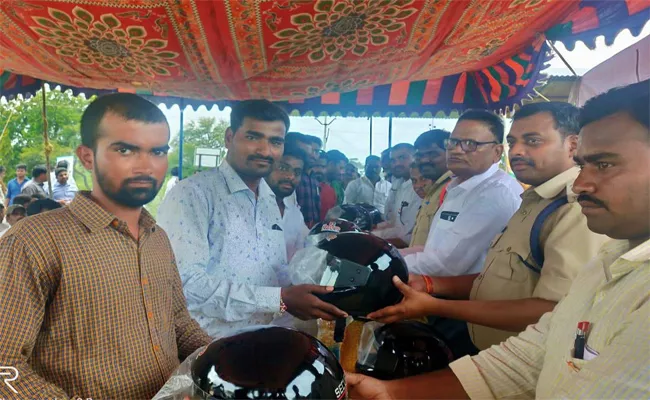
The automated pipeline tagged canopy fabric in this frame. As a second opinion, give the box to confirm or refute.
[0,0,648,116]
[570,36,650,106]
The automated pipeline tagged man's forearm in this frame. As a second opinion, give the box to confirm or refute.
[434,297,557,332]
[430,274,478,299]
[385,367,469,399]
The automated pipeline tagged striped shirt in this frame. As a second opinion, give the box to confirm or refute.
[450,238,650,399]
[0,192,212,400]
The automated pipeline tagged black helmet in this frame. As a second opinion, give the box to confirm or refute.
[191,326,347,399]
[357,203,383,226]
[355,321,454,380]
[306,232,408,317]
[307,218,361,246]
[325,204,382,231]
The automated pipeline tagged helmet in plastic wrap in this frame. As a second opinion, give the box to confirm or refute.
[355,321,454,380]
[191,326,347,399]
[307,218,361,246]
[290,232,408,318]
[325,204,382,231]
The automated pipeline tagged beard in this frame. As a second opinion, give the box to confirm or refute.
[95,164,161,208]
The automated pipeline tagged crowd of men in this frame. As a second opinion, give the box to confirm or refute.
[0,80,647,399]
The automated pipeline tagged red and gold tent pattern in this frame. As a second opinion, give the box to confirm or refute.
[0,0,648,114]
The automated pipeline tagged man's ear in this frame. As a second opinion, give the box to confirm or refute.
[225,127,234,149]
[493,143,505,163]
[76,145,94,171]
[566,134,579,158]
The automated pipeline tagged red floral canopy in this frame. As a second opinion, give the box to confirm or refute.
[0,0,648,115]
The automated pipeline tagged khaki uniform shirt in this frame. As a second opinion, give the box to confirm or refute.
[452,238,650,399]
[469,168,608,350]
[409,171,453,247]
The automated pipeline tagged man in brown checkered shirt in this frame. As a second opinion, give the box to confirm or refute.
[0,94,212,399]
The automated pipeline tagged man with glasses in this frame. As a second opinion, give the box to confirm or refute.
[403,110,523,277]
[265,144,310,262]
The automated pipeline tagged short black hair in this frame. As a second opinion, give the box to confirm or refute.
[31,193,47,200]
[170,166,179,177]
[80,93,168,150]
[414,129,451,150]
[283,142,307,165]
[302,135,323,148]
[365,155,381,165]
[230,100,290,134]
[326,150,349,164]
[12,194,32,206]
[56,160,69,169]
[16,164,27,170]
[27,198,62,216]
[32,165,47,179]
[55,167,68,178]
[285,131,304,147]
[458,109,505,143]
[513,102,580,137]
[391,143,415,154]
[580,81,649,130]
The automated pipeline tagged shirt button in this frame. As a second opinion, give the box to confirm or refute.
[153,345,160,352]
[506,246,512,251]
[142,278,149,285]
[521,210,529,216]
[147,312,154,319]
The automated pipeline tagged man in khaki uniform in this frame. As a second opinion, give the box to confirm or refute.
[369,102,608,350]
[407,129,453,249]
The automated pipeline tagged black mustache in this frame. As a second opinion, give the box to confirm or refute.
[125,176,156,184]
[248,156,274,163]
[510,157,535,166]
[577,194,608,209]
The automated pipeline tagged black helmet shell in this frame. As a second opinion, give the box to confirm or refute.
[314,232,408,317]
[356,321,454,380]
[191,326,347,399]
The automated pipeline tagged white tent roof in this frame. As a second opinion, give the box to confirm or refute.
[570,36,650,106]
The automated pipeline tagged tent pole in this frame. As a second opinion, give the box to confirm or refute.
[388,116,393,148]
[546,40,578,77]
[369,116,373,155]
[41,83,53,198]
[178,105,185,180]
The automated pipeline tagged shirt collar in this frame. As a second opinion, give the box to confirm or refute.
[532,167,580,200]
[68,191,157,234]
[219,160,276,200]
[450,163,499,192]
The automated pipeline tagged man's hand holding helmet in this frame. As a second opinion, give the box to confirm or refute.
[281,284,348,320]
[367,276,438,324]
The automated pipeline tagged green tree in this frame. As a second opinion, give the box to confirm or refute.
[168,116,228,178]
[0,88,92,180]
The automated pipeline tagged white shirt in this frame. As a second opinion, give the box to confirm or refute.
[344,176,392,214]
[157,160,287,338]
[374,178,422,243]
[405,164,523,276]
[164,176,178,197]
[280,194,310,262]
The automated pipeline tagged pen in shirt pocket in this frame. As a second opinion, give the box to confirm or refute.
[574,321,590,360]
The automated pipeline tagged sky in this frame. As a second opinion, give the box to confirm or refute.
[161,21,650,164]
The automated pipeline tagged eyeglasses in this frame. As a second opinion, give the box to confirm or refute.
[444,138,498,153]
[275,162,302,178]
